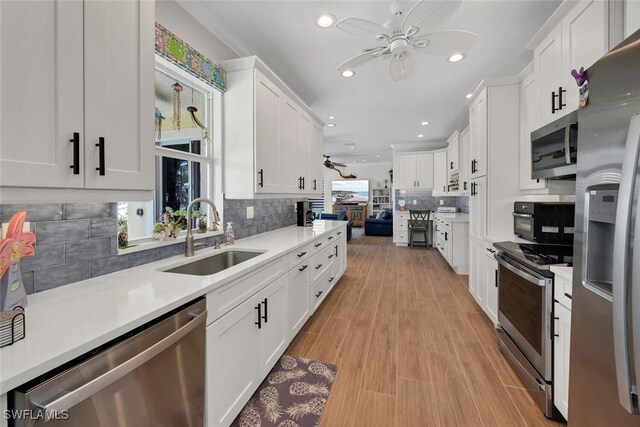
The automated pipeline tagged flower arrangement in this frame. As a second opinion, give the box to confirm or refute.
[0,212,35,311]
[152,207,187,241]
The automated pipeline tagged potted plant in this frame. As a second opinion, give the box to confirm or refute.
[152,207,188,241]
[117,218,129,249]
[191,209,208,233]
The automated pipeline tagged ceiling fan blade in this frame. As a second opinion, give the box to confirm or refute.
[336,17,390,40]
[402,0,462,34]
[389,51,415,82]
[337,47,385,73]
[411,30,477,56]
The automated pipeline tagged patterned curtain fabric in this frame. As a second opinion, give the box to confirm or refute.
[155,23,226,92]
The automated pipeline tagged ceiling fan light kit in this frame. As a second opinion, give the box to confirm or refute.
[335,0,477,81]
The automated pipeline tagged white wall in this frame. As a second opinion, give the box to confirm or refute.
[323,162,392,215]
[626,0,640,37]
[156,0,239,63]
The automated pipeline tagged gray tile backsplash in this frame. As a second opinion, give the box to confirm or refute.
[1,198,302,294]
[394,189,469,214]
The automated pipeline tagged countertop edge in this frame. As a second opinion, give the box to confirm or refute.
[0,221,346,393]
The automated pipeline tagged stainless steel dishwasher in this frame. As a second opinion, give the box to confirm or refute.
[9,298,206,427]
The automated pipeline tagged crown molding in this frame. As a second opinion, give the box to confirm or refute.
[175,0,255,58]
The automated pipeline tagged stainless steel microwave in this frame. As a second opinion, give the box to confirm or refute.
[530,111,578,179]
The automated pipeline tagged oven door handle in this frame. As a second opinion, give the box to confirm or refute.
[512,213,533,218]
[496,256,546,287]
[564,124,573,165]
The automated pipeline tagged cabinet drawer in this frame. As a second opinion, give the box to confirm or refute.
[289,243,313,266]
[394,220,407,230]
[554,273,572,310]
[310,269,331,311]
[395,230,408,242]
[311,247,332,282]
[206,257,287,324]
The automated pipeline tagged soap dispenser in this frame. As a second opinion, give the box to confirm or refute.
[224,222,235,245]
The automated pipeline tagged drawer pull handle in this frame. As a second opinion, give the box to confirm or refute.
[314,243,322,248]
[315,264,323,270]
[329,277,335,283]
[255,304,262,329]
[328,254,335,259]
[564,292,572,300]
[316,291,323,298]
[297,251,307,258]
[337,232,342,235]
[69,132,80,174]
[298,265,308,272]
[95,137,106,175]
[328,236,334,240]
[262,298,268,323]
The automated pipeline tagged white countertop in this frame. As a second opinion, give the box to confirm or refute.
[0,221,345,394]
[433,212,469,223]
[550,265,573,281]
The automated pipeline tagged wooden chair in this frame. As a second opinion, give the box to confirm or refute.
[409,210,431,248]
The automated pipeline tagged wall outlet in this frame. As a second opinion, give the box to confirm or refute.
[1,221,30,239]
[439,200,444,205]
[246,206,254,219]
[413,200,417,205]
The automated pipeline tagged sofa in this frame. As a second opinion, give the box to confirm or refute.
[319,211,353,241]
[364,209,393,236]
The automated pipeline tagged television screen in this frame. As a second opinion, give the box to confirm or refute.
[332,180,369,203]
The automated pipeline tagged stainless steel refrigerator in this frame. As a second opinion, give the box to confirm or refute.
[570,29,640,425]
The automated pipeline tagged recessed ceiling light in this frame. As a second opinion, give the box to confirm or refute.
[448,53,465,63]
[327,123,336,127]
[350,146,356,150]
[352,161,356,164]
[341,70,355,78]
[376,155,381,158]
[363,160,367,162]
[418,134,424,138]
[465,93,473,99]
[329,116,335,120]
[315,13,336,28]
[421,121,429,126]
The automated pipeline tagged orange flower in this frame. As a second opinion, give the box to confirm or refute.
[0,212,36,278]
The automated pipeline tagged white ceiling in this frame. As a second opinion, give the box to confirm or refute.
[179,1,560,163]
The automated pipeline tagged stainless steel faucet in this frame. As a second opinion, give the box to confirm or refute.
[185,197,221,257]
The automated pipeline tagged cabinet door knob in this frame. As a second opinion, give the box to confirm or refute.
[95,137,105,175]
[69,132,80,175]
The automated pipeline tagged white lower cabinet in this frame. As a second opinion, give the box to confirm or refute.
[206,294,260,427]
[287,262,311,338]
[433,215,469,274]
[206,227,347,427]
[554,301,571,420]
[393,212,410,246]
[483,251,499,324]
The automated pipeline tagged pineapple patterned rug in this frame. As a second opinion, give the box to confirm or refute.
[231,355,337,427]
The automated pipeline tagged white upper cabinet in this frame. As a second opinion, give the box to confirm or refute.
[533,0,608,128]
[282,97,300,193]
[520,71,547,190]
[627,0,640,37]
[395,152,433,189]
[222,57,324,198]
[255,72,284,193]
[433,150,448,195]
[0,0,154,192]
[415,153,434,189]
[447,130,460,173]
[469,88,488,179]
[561,0,608,113]
[309,123,324,194]
[83,0,154,190]
[534,25,564,127]
[459,126,471,195]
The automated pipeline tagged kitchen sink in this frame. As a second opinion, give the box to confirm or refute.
[163,250,264,276]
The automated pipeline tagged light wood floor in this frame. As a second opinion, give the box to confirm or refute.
[285,235,566,427]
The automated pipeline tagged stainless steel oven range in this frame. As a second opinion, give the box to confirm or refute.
[493,241,572,419]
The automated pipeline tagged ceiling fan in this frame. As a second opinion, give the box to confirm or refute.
[324,156,357,179]
[336,0,477,81]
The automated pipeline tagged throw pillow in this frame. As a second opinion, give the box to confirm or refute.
[381,210,392,220]
[375,211,384,219]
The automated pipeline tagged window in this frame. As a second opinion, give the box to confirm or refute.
[119,56,223,243]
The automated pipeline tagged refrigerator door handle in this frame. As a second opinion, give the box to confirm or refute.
[612,113,640,414]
